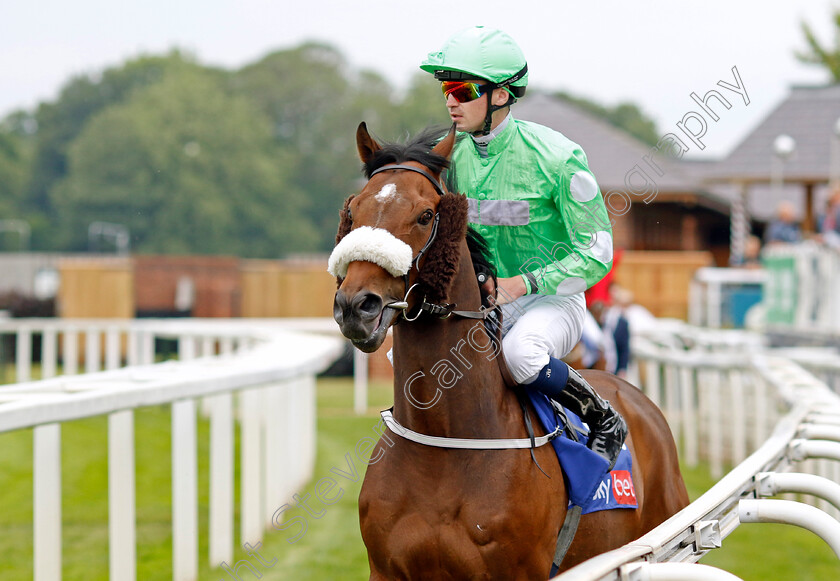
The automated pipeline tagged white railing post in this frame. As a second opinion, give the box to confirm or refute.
[105,326,121,371]
[729,369,747,464]
[172,399,198,581]
[178,335,197,362]
[127,328,140,367]
[208,392,234,566]
[240,387,263,545]
[108,410,136,581]
[42,326,57,379]
[304,374,317,482]
[680,365,698,467]
[664,364,680,448]
[643,359,661,408]
[85,326,101,374]
[16,325,31,382]
[141,331,154,365]
[34,423,61,581]
[705,368,724,478]
[63,327,79,375]
[264,384,283,529]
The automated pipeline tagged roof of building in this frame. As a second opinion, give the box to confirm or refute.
[705,84,840,183]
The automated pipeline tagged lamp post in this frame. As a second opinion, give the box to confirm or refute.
[88,222,130,256]
[771,134,796,194]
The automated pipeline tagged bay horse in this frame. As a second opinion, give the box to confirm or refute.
[331,123,689,580]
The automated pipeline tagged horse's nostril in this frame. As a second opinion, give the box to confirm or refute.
[357,293,383,317]
[333,291,349,323]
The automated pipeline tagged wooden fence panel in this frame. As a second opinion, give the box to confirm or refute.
[242,260,334,318]
[58,259,134,319]
[614,251,714,319]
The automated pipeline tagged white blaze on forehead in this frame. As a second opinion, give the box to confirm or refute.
[328,226,413,278]
[375,183,398,203]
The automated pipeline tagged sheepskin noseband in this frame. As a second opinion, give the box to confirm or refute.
[327,226,413,278]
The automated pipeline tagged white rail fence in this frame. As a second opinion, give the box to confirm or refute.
[555,321,840,580]
[0,318,344,581]
[4,315,840,581]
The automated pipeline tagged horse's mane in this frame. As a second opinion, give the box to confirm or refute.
[362,126,453,178]
[446,151,498,304]
[466,227,497,302]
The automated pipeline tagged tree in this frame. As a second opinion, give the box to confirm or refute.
[51,68,317,257]
[391,71,453,136]
[796,9,840,81]
[236,43,389,248]
[27,51,211,249]
[0,113,34,249]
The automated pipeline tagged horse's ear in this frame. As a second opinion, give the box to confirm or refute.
[430,124,457,161]
[356,122,381,164]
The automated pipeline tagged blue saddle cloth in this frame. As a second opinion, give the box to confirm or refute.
[526,391,638,515]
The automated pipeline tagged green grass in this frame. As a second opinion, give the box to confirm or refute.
[0,376,838,579]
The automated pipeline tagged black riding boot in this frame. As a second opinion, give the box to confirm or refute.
[527,358,628,470]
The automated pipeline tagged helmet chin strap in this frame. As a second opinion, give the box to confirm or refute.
[476,88,513,136]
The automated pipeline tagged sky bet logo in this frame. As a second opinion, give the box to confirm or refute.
[593,470,637,506]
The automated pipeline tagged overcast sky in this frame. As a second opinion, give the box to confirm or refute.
[2,0,837,157]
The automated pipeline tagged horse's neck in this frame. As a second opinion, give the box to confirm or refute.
[391,240,516,437]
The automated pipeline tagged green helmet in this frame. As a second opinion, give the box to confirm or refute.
[420,26,528,98]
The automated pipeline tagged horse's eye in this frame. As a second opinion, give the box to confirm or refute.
[418,210,434,226]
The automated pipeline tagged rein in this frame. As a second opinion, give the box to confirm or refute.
[368,163,490,323]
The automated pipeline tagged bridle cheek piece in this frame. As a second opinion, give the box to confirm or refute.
[367,164,446,320]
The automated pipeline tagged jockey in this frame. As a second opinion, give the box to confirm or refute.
[420,26,627,468]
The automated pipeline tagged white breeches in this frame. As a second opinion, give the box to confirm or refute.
[500,292,586,384]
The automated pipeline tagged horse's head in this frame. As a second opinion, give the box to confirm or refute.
[329,123,468,352]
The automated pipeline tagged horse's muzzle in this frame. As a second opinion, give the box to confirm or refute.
[333,290,397,352]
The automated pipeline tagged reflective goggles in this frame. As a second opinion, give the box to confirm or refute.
[441,81,489,103]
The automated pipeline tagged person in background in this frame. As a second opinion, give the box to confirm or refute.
[592,286,633,378]
[818,188,840,249]
[764,201,801,245]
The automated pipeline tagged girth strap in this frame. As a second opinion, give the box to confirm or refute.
[549,505,583,577]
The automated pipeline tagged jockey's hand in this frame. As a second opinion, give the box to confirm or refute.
[494,276,527,305]
[478,273,497,308]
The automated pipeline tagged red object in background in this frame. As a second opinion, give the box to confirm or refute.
[586,247,623,307]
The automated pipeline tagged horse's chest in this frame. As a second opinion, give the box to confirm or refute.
[360,451,557,578]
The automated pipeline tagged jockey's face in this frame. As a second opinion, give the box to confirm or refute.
[444,79,510,133]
